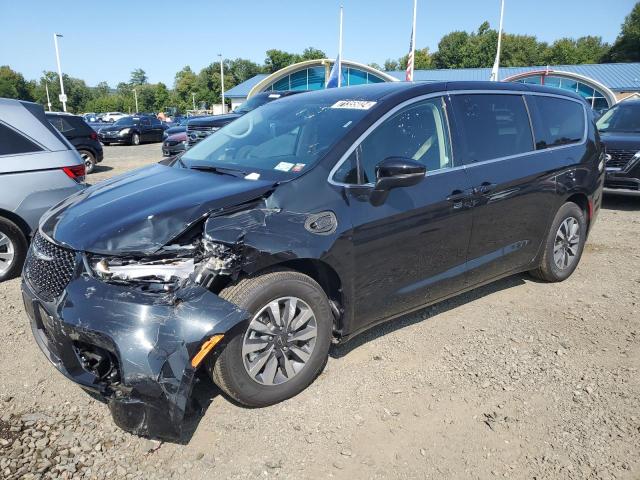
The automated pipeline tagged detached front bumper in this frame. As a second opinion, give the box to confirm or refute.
[22,274,248,440]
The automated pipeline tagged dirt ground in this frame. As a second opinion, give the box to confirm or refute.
[0,143,638,479]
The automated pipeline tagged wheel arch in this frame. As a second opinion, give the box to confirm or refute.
[0,208,32,240]
[253,258,345,335]
[564,192,591,226]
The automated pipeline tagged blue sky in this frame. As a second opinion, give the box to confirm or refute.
[0,0,635,87]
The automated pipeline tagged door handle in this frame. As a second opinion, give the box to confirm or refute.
[473,182,497,195]
[446,190,468,202]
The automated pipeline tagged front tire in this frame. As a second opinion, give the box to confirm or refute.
[0,217,27,282]
[131,133,140,146]
[530,202,587,282]
[210,270,332,407]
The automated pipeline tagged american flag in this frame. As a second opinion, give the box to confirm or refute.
[405,0,417,82]
[405,29,414,82]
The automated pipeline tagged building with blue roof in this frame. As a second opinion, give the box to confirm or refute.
[225,59,640,113]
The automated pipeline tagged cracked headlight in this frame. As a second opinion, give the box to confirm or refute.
[93,257,195,284]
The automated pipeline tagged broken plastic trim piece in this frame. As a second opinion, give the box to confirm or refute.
[191,335,224,368]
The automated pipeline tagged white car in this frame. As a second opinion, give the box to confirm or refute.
[101,112,126,123]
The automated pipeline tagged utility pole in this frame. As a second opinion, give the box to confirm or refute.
[218,54,225,113]
[45,81,52,111]
[192,93,196,110]
[53,33,67,111]
[133,88,139,113]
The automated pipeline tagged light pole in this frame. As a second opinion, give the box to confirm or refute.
[133,88,139,113]
[218,54,225,113]
[45,81,52,112]
[53,33,67,112]
[192,93,196,110]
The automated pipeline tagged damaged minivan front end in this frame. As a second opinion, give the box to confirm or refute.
[20,165,305,440]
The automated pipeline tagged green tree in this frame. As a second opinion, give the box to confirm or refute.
[300,47,326,61]
[264,49,301,73]
[130,68,148,85]
[501,34,546,66]
[226,58,263,85]
[368,62,383,71]
[399,48,433,70]
[432,31,471,68]
[153,82,170,112]
[543,36,610,65]
[383,59,399,71]
[0,66,34,100]
[174,66,198,111]
[602,2,640,62]
[94,81,111,97]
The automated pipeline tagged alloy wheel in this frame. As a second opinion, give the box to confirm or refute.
[553,216,580,270]
[242,296,318,386]
[80,152,94,173]
[0,232,15,276]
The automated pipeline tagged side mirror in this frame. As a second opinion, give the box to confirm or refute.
[370,157,426,206]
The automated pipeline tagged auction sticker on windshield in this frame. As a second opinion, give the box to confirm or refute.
[274,162,295,172]
[331,100,377,110]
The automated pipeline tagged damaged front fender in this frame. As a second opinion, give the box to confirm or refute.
[22,275,249,440]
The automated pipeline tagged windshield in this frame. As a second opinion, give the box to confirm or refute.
[181,97,374,178]
[597,103,640,133]
[234,94,274,114]
[113,116,138,127]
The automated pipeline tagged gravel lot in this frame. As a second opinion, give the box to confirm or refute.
[1,143,639,479]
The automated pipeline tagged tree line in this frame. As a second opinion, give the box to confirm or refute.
[1,2,638,114]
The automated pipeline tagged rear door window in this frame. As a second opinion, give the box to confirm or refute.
[451,94,534,164]
[0,123,43,156]
[529,96,586,149]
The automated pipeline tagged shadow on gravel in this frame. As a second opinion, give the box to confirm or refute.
[330,274,527,359]
[91,165,113,174]
[601,194,640,211]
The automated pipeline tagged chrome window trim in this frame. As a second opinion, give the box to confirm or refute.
[328,89,589,187]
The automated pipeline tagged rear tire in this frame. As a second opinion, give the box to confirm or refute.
[0,217,28,282]
[209,270,332,407]
[78,149,96,174]
[530,202,586,282]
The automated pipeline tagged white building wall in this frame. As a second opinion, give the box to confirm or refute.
[230,97,246,111]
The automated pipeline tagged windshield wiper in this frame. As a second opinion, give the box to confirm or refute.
[188,165,248,178]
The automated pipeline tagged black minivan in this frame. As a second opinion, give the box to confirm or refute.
[22,81,603,439]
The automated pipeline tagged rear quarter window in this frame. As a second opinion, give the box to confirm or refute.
[47,116,76,134]
[0,123,43,156]
[529,96,585,149]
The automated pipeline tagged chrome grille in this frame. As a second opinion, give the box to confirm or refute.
[24,233,76,302]
[187,125,217,132]
[606,149,637,170]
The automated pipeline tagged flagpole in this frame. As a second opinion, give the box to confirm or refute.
[338,5,343,87]
[490,0,505,81]
[410,0,417,81]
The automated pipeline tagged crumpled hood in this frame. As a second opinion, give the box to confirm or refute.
[40,164,275,255]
